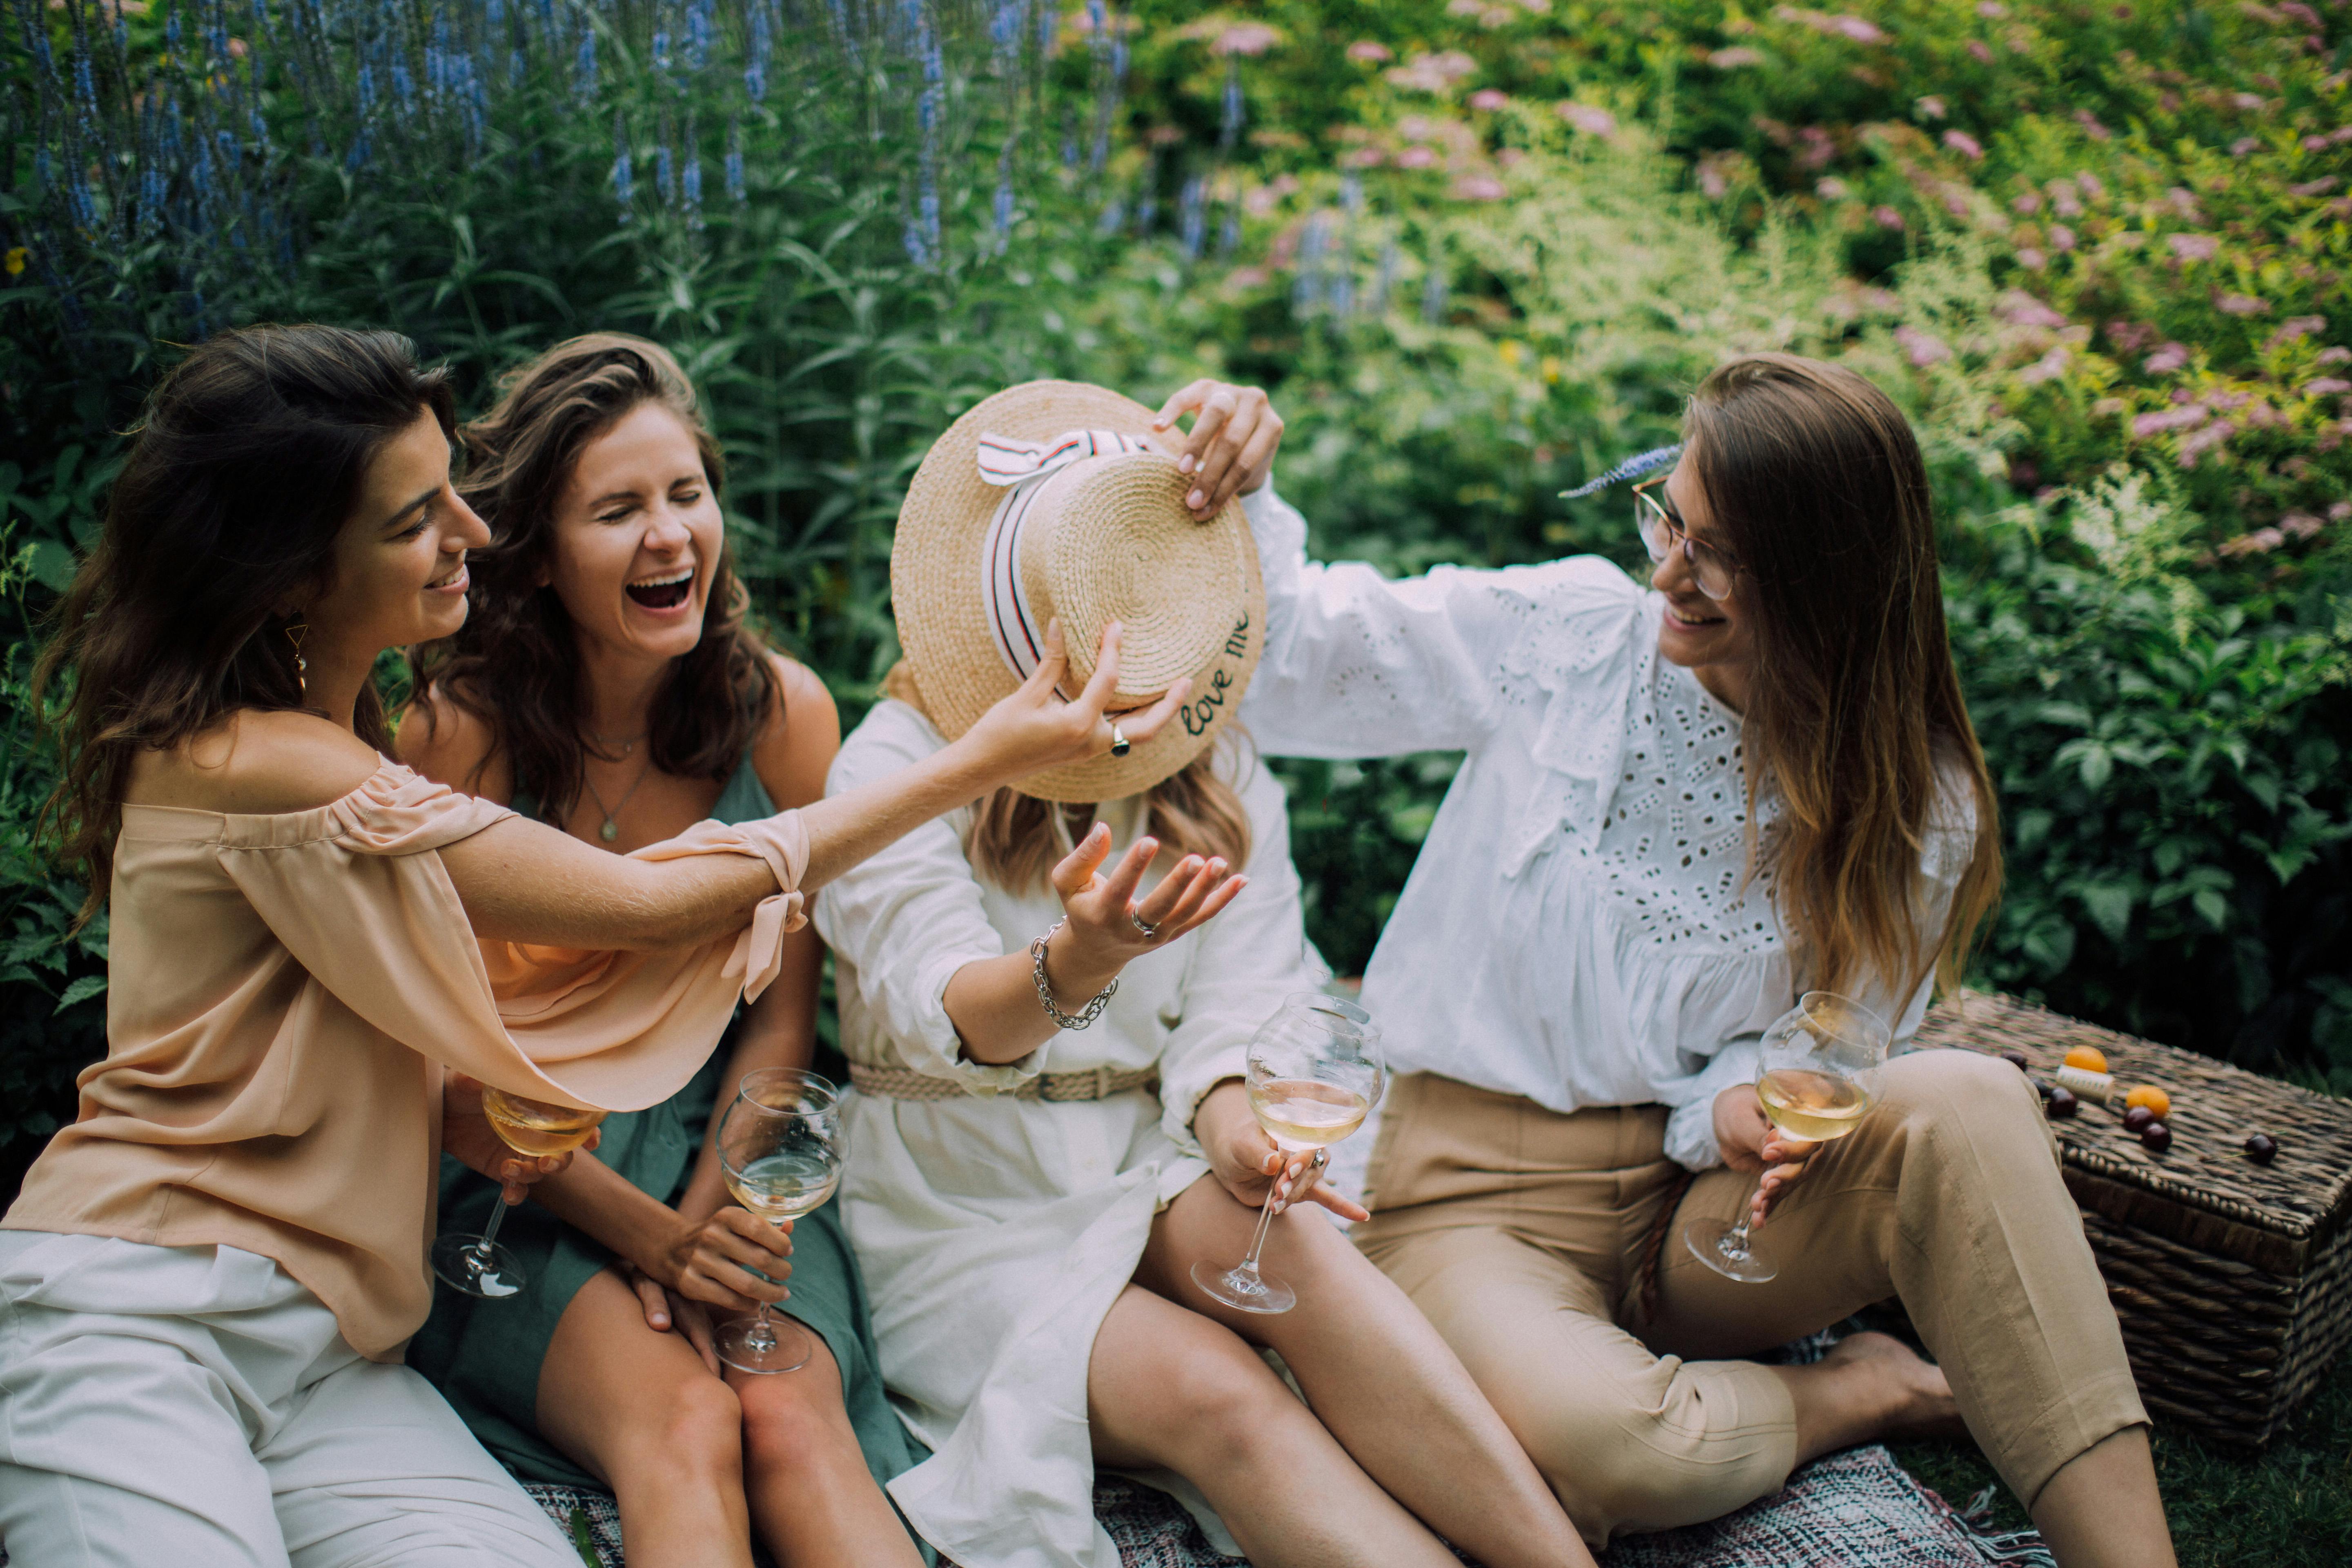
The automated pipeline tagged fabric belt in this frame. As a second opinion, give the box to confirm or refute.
[847,1060,1159,1103]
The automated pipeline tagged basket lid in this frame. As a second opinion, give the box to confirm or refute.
[1918,991,2352,1261]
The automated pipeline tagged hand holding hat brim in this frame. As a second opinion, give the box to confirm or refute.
[1153,379,1285,521]
[960,618,1197,782]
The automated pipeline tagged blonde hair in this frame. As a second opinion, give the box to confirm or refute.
[882,662,1253,890]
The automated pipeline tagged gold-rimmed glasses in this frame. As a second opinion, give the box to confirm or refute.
[1635,475,1742,602]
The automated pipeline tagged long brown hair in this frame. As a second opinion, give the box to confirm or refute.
[36,324,455,925]
[880,663,1254,888]
[410,334,778,816]
[1683,352,2001,998]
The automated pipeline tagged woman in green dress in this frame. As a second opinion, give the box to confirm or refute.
[399,333,927,1568]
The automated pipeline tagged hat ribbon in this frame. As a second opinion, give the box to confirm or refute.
[975,428,1154,681]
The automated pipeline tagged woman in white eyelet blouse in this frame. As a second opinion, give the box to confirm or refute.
[1152,360,2174,1568]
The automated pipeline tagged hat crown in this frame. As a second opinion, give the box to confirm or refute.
[1019,452,1249,706]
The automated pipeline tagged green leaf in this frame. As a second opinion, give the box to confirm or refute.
[2078,883,2135,945]
[53,974,106,1014]
[29,540,76,592]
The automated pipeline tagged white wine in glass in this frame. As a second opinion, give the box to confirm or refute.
[1192,993,1384,1316]
[715,1068,846,1375]
[1684,991,1889,1285]
[431,1085,606,1300]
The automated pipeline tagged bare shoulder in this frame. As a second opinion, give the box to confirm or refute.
[751,654,841,810]
[396,684,513,802]
[123,709,383,815]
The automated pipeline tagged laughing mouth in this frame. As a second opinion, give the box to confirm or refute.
[1666,603,1726,628]
[626,566,694,610]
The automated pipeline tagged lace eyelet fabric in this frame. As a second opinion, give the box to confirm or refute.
[1579,658,1786,958]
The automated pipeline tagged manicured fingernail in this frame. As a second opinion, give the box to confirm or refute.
[652,1314,668,1328]
[1178,453,1195,472]
[1187,489,1205,507]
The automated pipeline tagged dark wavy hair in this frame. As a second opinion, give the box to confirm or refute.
[1683,352,2002,999]
[36,324,454,925]
[409,334,778,817]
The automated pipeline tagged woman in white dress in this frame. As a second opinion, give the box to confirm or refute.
[816,381,1595,1568]
[1149,359,2176,1568]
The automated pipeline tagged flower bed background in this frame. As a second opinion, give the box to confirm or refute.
[4,1,2351,1552]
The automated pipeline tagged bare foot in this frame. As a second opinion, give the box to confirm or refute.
[1821,1332,1968,1441]
[1776,1331,1967,1465]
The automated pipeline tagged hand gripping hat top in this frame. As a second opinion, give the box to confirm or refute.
[891,380,1265,804]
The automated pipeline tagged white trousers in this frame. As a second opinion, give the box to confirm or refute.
[0,1232,580,1568]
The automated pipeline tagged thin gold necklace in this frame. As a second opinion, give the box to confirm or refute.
[582,755,656,843]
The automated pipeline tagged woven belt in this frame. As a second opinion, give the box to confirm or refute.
[847,1060,1158,1103]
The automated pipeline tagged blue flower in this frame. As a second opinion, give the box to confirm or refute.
[1420,265,1448,324]
[1178,176,1207,259]
[726,116,746,202]
[577,32,597,100]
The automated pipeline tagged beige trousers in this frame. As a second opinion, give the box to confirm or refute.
[1355,1047,2148,1545]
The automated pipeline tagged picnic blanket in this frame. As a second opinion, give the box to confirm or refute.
[523,1449,2054,1568]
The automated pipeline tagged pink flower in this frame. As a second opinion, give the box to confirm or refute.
[2332,501,2352,519]
[1710,46,1764,67]
[2289,176,2340,196]
[2303,377,2352,394]
[2107,321,2154,352]
[2018,345,2070,382]
[1967,40,1993,61]
[1341,147,1387,168]
[1345,40,1393,63]
[2234,92,2267,110]
[1873,204,1907,230]
[2318,345,2352,364]
[2076,111,2111,140]
[2216,292,2272,315]
[2218,526,2283,556]
[1557,102,1618,137]
[1943,130,1984,159]
[2051,225,2077,250]
[2012,191,2043,214]
[2076,172,2105,198]
[2132,404,2209,437]
[1918,95,1948,119]
[1212,23,1282,56]
[1976,0,2006,13]
[2016,247,2048,269]
[1469,88,1510,110]
[2231,136,2261,156]
[2144,343,2192,373]
[2168,233,2220,261]
[1831,14,1887,42]
[1895,324,1952,365]
[2268,315,2328,346]
[2280,511,2324,539]
[1817,176,1851,198]
[2281,1,2321,24]
[1394,145,1440,169]
[1452,173,1508,200]
[2304,135,2331,152]
[1387,51,1477,91]
[1998,291,2068,329]
[2176,420,2236,467]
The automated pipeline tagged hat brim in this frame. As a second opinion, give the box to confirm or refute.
[893,381,1265,804]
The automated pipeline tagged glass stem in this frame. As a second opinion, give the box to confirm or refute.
[1235,1183,1282,1276]
[474,1190,512,1257]
[1719,1178,1761,1256]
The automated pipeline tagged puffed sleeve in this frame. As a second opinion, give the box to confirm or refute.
[1662,1036,1762,1173]
[813,701,1048,1094]
[1153,752,1324,1156]
[219,760,807,1114]
[1238,484,1647,760]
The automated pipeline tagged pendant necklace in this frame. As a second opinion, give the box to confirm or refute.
[582,756,655,843]
[587,728,647,757]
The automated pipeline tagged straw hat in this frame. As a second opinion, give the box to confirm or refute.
[892,379,1264,803]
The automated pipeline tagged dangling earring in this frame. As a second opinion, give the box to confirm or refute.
[285,619,309,695]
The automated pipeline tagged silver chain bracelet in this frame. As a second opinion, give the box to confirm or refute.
[1031,918,1117,1030]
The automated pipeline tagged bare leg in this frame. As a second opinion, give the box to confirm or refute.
[2029,1426,2177,1568]
[535,1269,755,1568]
[731,1325,926,1568]
[1771,1331,1967,1466]
[1135,1177,1597,1568]
[1089,1282,1466,1568]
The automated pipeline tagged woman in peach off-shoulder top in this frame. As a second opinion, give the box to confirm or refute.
[0,325,1179,1568]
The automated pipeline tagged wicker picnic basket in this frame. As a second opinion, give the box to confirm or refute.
[1916,989,2352,1448]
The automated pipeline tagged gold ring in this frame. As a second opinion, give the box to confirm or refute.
[1108,722,1131,758]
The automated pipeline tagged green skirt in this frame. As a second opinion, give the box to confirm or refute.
[406,1046,924,1503]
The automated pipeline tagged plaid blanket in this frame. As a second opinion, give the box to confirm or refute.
[524,1446,2053,1568]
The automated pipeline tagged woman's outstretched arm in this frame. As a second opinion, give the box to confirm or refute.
[446,622,1190,952]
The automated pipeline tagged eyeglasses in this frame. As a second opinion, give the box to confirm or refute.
[1634,477,1742,602]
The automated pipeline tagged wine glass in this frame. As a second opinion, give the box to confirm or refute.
[1191,992,1384,1315]
[1683,990,1891,1285]
[714,1068,846,1375]
[432,1085,607,1299]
